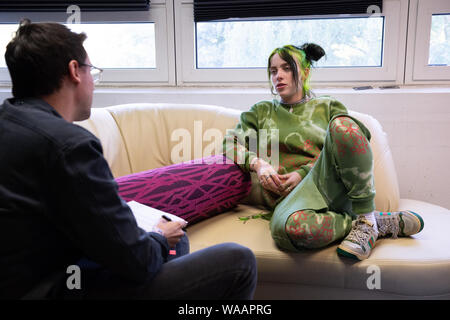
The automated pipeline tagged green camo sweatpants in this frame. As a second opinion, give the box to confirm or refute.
[270,115,376,251]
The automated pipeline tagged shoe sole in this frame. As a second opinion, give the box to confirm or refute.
[336,245,369,261]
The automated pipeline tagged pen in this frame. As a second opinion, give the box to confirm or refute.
[162,215,187,232]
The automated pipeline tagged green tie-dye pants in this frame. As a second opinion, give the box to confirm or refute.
[269,115,376,251]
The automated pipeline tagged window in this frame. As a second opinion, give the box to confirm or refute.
[68,23,156,69]
[175,0,408,86]
[429,14,450,66]
[196,17,384,69]
[1,22,160,82]
[0,24,19,70]
[0,0,175,85]
[64,17,173,84]
[406,0,450,83]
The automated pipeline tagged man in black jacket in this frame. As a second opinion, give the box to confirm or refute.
[0,20,256,299]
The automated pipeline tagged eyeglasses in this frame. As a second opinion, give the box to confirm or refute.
[80,63,103,84]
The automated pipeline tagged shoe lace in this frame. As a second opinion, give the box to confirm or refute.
[346,217,374,244]
[377,215,399,239]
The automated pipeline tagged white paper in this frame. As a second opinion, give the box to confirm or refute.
[127,200,187,232]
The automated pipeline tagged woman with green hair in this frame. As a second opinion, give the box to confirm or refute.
[223,43,424,260]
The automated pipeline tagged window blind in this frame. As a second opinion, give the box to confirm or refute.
[0,0,150,11]
[194,0,383,22]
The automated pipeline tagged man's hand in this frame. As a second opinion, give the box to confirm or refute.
[156,219,186,248]
[278,172,302,196]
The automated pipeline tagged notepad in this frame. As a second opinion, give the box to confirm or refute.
[127,200,187,232]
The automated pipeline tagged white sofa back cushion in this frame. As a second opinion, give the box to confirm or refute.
[77,103,400,211]
[75,107,132,176]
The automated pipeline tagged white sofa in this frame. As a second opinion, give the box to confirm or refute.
[77,102,450,300]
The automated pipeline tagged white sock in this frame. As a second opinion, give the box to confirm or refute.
[360,211,378,233]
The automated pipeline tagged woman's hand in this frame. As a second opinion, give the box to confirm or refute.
[278,171,302,196]
[252,158,282,195]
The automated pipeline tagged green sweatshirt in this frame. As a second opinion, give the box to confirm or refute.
[224,96,348,180]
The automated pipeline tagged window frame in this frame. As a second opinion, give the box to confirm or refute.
[174,0,409,86]
[0,0,175,85]
[405,0,450,84]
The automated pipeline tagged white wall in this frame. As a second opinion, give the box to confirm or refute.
[1,86,449,209]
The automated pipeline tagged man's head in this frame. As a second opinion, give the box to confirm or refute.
[5,19,95,121]
[5,19,87,98]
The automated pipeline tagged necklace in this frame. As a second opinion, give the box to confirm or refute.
[283,96,310,113]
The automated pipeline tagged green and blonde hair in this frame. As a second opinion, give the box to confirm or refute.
[267,43,325,97]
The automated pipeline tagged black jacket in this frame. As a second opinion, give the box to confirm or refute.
[0,98,169,299]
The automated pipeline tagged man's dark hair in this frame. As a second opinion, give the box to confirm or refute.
[5,19,87,98]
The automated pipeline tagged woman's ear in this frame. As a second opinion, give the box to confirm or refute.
[67,60,82,85]
[302,68,310,81]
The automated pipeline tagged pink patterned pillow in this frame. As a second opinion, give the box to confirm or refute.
[116,155,251,225]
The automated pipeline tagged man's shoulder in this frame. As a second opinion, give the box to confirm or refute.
[46,117,99,152]
[1,98,98,150]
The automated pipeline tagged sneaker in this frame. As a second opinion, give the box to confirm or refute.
[337,216,378,260]
[375,210,424,238]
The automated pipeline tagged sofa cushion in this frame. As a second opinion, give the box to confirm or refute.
[106,103,241,173]
[75,107,132,177]
[116,155,252,225]
[186,199,450,298]
[348,110,400,212]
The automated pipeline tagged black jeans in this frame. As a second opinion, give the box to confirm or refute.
[43,237,257,300]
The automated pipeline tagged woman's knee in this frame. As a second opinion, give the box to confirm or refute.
[284,210,334,249]
[329,116,371,158]
[330,116,364,142]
